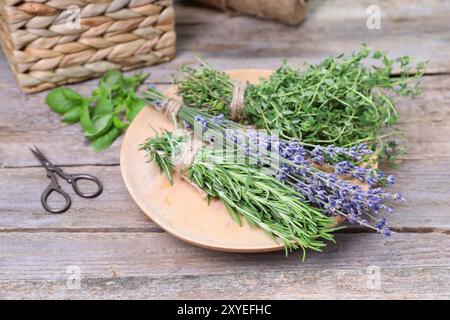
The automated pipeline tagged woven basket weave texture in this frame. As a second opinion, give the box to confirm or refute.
[0,0,176,92]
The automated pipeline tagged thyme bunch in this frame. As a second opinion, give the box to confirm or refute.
[174,46,425,155]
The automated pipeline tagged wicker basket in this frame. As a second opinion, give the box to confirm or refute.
[0,0,176,93]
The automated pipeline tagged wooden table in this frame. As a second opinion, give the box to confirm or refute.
[1,0,449,299]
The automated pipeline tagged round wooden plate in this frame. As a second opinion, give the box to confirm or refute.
[120,69,287,252]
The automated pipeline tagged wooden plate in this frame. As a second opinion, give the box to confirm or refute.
[120,69,287,252]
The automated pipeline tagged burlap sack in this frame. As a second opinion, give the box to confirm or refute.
[196,0,310,25]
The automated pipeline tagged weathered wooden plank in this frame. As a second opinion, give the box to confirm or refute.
[0,166,156,230]
[174,0,450,73]
[0,232,449,299]
[0,158,449,230]
[1,74,449,168]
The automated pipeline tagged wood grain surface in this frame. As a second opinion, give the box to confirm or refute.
[0,0,449,299]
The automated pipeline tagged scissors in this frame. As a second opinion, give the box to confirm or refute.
[29,146,103,214]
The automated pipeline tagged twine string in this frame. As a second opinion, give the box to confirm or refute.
[173,138,208,198]
[230,81,247,121]
[173,139,203,172]
[161,98,182,116]
[159,81,247,120]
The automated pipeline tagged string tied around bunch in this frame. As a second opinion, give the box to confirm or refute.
[160,98,183,117]
[173,137,208,198]
[158,81,247,121]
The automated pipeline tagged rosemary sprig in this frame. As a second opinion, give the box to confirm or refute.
[140,130,187,185]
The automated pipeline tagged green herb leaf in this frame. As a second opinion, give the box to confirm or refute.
[91,127,122,152]
[112,116,129,129]
[120,73,147,93]
[62,106,82,124]
[44,70,148,152]
[124,94,145,121]
[100,70,123,89]
[92,95,113,116]
[172,48,425,157]
[84,114,113,139]
[79,101,95,133]
[45,88,84,114]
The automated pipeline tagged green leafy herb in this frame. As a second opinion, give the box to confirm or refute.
[174,46,426,159]
[45,88,84,115]
[45,71,148,152]
[62,106,82,124]
[139,130,188,186]
[91,127,122,152]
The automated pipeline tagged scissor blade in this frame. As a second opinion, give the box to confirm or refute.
[29,145,51,167]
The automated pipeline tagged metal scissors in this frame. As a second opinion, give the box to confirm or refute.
[29,146,103,214]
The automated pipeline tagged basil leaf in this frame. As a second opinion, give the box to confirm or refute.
[45,88,84,114]
[100,70,122,89]
[112,116,128,129]
[84,114,113,139]
[127,101,145,121]
[62,106,82,124]
[93,96,113,116]
[120,73,148,93]
[124,94,145,121]
[92,85,110,100]
[80,101,95,133]
[91,127,121,152]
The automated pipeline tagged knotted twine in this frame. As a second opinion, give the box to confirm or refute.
[157,98,207,197]
[161,80,248,121]
[230,81,247,121]
[173,137,209,198]
[156,81,248,196]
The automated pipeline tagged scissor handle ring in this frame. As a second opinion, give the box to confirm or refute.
[69,174,103,199]
[41,186,72,214]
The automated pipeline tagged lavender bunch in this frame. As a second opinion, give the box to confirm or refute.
[183,110,403,236]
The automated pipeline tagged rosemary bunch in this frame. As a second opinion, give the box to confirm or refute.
[174,46,425,154]
[140,130,339,258]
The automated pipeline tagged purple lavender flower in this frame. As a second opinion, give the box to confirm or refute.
[311,144,373,163]
[382,228,392,237]
[335,161,356,175]
[387,175,396,186]
[351,167,368,181]
[392,193,405,202]
[376,217,387,230]
[211,114,225,124]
